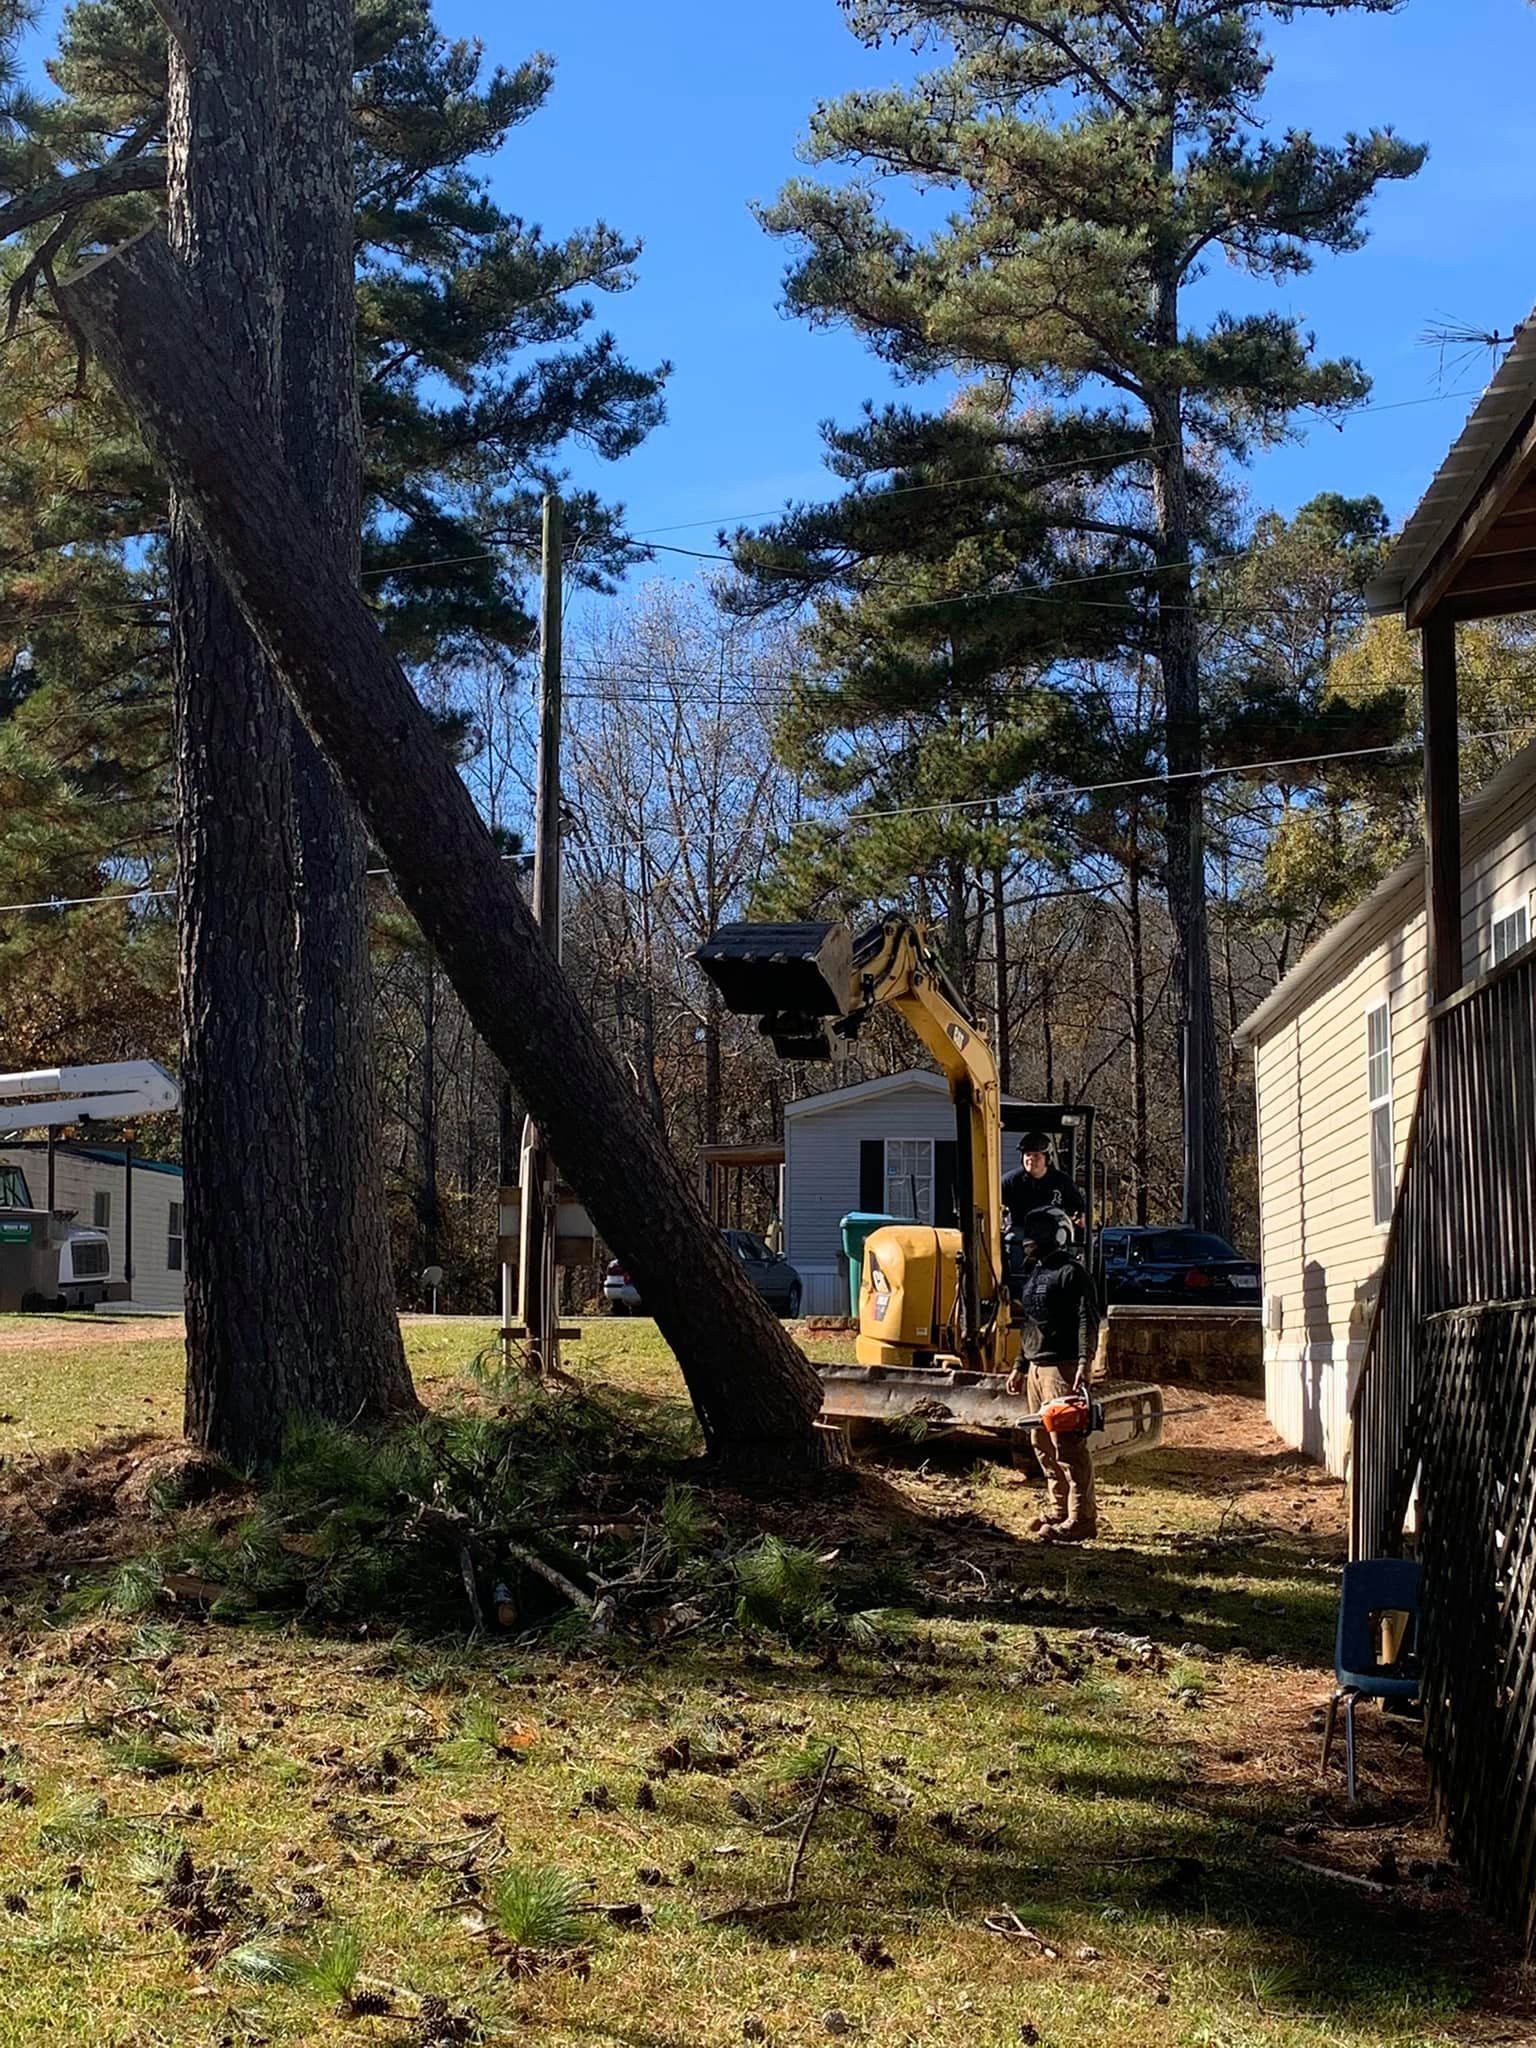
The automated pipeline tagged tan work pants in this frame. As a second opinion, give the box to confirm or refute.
[1026,1361,1097,1536]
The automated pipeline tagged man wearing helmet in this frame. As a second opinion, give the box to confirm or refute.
[1005,1205,1100,1542]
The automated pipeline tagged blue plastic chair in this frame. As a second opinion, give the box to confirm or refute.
[1320,1558,1422,1801]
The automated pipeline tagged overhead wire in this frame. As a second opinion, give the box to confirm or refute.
[9,722,1535,919]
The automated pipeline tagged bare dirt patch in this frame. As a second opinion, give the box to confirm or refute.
[0,1314,183,1354]
[0,1432,236,1581]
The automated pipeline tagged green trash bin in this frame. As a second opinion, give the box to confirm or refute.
[839,1212,902,1319]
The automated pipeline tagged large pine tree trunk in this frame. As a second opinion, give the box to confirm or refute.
[169,2,318,1459]
[1125,807,1150,1228]
[990,846,1011,1096]
[1148,385,1228,1238]
[63,229,838,1481]
[276,0,413,1416]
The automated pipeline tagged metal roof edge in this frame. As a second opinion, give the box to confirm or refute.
[1234,727,1536,1049]
[0,1140,184,1176]
[1370,311,1536,617]
[783,1068,947,1117]
[1232,851,1423,1051]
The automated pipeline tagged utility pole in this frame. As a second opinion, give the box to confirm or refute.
[515,495,567,1379]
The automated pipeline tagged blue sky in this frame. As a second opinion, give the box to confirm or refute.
[431,0,1536,553]
[24,0,1536,563]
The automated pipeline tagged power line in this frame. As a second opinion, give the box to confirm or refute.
[844,724,1536,826]
[11,723,1533,917]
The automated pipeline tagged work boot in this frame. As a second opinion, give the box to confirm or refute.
[1026,1510,1065,1535]
[1037,1518,1096,1545]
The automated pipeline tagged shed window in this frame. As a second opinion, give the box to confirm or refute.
[884,1139,934,1223]
[1491,904,1529,967]
[92,1190,111,1231]
[1367,1002,1393,1228]
[167,1201,184,1273]
[0,1165,30,1209]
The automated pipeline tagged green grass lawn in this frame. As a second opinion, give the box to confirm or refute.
[0,1318,1501,2046]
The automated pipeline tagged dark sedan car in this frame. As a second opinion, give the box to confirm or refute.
[1100,1227,1260,1308]
[604,1228,803,1318]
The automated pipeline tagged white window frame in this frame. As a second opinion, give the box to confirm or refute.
[1366,999,1394,1230]
[167,1200,184,1274]
[883,1137,934,1224]
[92,1189,111,1232]
[1490,900,1529,969]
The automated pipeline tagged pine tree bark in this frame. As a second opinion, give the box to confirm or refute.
[169,2,317,1460]
[1148,365,1228,1236]
[1125,803,1150,1227]
[275,0,413,1415]
[62,228,838,1480]
[1148,88,1228,1238]
[415,949,441,1275]
[990,845,1011,1096]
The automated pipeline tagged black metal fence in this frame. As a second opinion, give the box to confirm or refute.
[1351,943,1536,1929]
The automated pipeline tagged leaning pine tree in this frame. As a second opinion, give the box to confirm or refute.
[0,0,666,1461]
[755,0,1425,1232]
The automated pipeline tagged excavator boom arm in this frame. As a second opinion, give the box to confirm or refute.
[697,917,1009,1368]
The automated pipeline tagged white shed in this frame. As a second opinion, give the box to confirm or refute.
[1234,734,1536,1475]
[0,1142,185,1311]
[783,1070,962,1316]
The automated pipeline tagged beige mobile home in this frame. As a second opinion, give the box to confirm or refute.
[1234,736,1536,1475]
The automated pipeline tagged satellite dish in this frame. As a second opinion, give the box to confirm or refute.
[421,1264,444,1290]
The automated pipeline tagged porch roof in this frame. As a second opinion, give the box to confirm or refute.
[1367,309,1536,627]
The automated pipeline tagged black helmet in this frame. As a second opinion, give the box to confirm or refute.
[1018,1130,1052,1154]
[1019,1206,1072,1252]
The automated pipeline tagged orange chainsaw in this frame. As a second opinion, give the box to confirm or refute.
[1038,1389,1105,1436]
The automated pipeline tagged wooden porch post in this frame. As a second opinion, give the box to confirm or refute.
[1422,609,1463,1005]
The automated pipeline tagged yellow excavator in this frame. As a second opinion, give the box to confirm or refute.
[697,916,1163,1458]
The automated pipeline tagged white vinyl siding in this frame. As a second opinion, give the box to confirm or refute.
[1367,1003,1393,1229]
[1249,777,1536,1477]
[783,1074,955,1315]
[884,1138,934,1223]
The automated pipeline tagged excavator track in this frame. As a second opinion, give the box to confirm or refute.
[814,1367,1164,1464]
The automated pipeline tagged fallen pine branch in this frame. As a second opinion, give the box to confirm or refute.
[785,1742,838,1903]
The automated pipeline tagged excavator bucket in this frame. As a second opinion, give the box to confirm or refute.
[696,922,854,1063]
[697,922,853,1019]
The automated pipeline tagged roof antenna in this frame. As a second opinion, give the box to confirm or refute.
[1419,312,1520,390]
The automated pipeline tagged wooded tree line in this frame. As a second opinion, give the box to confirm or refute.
[2,0,1535,1444]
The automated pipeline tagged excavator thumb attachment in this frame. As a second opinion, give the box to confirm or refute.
[696,922,854,1063]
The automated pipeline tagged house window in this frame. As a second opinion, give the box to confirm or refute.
[0,1165,30,1209]
[884,1138,934,1223]
[1367,1002,1393,1228]
[167,1201,184,1273]
[92,1190,111,1231]
[1491,903,1529,967]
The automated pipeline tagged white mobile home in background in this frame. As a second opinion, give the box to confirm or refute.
[0,1142,185,1311]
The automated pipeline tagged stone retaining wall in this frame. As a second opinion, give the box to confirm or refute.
[1101,1305,1263,1390]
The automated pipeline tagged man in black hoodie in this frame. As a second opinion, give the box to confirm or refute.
[1005,1206,1100,1542]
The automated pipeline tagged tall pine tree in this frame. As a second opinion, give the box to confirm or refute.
[0,0,665,1456]
[751,0,1424,1231]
